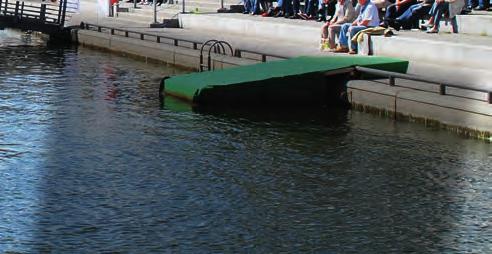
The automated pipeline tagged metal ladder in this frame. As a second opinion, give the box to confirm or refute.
[199,39,233,72]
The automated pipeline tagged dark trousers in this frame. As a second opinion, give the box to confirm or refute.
[384,0,418,23]
[396,3,432,29]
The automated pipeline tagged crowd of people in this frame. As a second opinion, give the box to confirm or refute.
[243,0,486,53]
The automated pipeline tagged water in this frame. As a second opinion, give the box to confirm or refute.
[0,29,491,253]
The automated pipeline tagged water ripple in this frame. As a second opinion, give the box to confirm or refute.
[0,29,491,253]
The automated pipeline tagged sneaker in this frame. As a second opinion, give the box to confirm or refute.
[298,13,307,19]
[333,46,349,53]
[274,11,284,18]
[474,6,487,10]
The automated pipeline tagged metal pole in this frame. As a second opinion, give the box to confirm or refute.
[182,0,185,13]
[153,0,157,23]
[220,0,223,9]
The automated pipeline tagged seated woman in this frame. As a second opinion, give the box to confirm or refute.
[424,0,464,33]
[320,0,356,50]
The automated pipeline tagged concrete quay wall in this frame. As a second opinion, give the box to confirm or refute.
[348,80,492,141]
[76,29,258,71]
[74,28,492,141]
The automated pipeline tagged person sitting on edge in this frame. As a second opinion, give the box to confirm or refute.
[381,0,418,28]
[392,0,435,30]
[424,0,464,33]
[320,0,356,50]
[333,0,380,54]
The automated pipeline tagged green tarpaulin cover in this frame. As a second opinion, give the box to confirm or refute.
[164,56,408,104]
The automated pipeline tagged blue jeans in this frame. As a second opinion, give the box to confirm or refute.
[252,0,265,13]
[338,24,368,50]
[244,0,253,12]
[467,0,489,8]
[305,0,317,16]
[429,1,449,30]
[384,0,417,21]
[284,0,300,14]
[396,3,432,29]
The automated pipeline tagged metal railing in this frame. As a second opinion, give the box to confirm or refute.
[355,66,492,104]
[199,39,233,71]
[80,22,289,64]
[235,49,288,62]
[0,0,72,26]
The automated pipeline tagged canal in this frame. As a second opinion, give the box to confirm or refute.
[0,29,491,252]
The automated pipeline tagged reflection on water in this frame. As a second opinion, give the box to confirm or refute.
[0,29,491,253]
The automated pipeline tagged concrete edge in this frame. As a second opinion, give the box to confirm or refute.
[348,81,492,142]
[76,29,259,71]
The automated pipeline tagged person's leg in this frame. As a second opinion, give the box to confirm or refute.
[306,0,316,16]
[285,0,293,15]
[429,2,448,32]
[397,4,429,29]
[328,24,342,49]
[293,0,300,14]
[244,0,251,13]
[478,0,489,8]
[385,3,398,21]
[338,23,352,49]
[252,0,262,14]
[321,22,330,39]
[260,0,268,12]
[467,0,477,8]
[348,25,368,52]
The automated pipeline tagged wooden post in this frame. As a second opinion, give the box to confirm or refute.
[389,76,395,86]
[14,1,19,16]
[4,0,8,15]
[40,4,46,22]
[57,0,63,24]
[439,84,446,95]
[60,0,67,27]
[20,1,23,18]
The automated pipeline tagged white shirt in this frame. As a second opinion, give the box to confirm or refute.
[334,3,345,21]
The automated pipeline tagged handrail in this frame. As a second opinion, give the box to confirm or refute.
[206,40,233,71]
[80,22,290,64]
[1,0,66,24]
[235,49,289,62]
[355,66,492,104]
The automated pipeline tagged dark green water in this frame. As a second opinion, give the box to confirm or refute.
[0,29,491,253]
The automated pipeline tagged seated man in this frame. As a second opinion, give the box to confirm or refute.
[320,0,357,50]
[392,0,435,30]
[382,0,418,28]
[334,0,380,54]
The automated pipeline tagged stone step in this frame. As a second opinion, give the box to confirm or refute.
[179,12,321,44]
[368,30,492,73]
[456,14,492,37]
[118,0,240,13]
